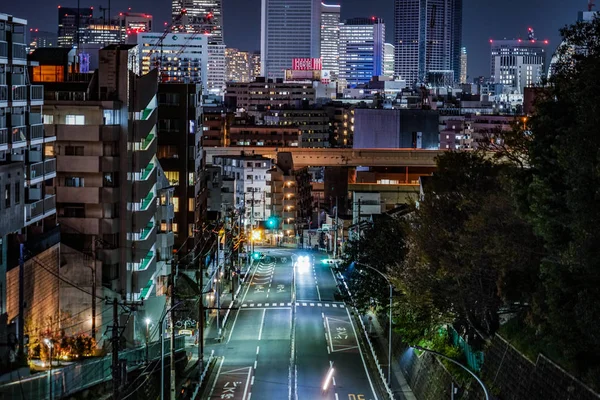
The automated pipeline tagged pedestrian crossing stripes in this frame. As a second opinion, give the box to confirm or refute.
[241,302,345,309]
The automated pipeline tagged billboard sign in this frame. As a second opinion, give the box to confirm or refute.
[292,58,322,71]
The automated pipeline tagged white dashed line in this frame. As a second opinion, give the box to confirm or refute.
[318,303,322,307]
[325,304,330,307]
[280,303,284,306]
[332,304,338,308]
[256,346,260,355]
[254,360,257,369]
[251,376,255,385]
[310,303,315,307]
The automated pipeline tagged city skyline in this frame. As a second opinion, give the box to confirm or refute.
[2,0,588,79]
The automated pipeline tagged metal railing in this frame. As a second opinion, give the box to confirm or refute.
[11,85,27,101]
[30,85,44,101]
[11,126,26,144]
[0,85,7,101]
[29,124,44,141]
[29,161,44,180]
[44,158,56,175]
[44,195,56,215]
[12,42,27,59]
[26,198,44,221]
[0,336,186,400]
[0,128,7,145]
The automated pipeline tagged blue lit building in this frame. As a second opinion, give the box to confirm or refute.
[339,17,385,88]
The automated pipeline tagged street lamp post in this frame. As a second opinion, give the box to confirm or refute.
[355,262,393,386]
[413,346,490,400]
[160,302,182,400]
[145,317,151,364]
[44,338,53,400]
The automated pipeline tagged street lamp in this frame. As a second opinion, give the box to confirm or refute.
[44,338,54,400]
[413,346,490,400]
[354,262,393,386]
[145,317,151,363]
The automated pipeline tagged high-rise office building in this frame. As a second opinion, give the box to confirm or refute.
[57,6,94,47]
[339,17,385,87]
[172,0,223,44]
[394,0,462,84]
[321,3,341,82]
[226,48,252,82]
[28,29,57,52]
[384,42,395,77]
[251,52,261,79]
[261,0,321,79]
[460,46,467,83]
[490,35,547,94]
[136,32,208,85]
[117,12,153,35]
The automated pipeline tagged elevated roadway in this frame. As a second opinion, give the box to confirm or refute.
[204,147,445,168]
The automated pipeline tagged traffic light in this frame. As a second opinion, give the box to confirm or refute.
[266,216,280,229]
[252,252,263,260]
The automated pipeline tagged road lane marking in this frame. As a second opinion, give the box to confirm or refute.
[258,309,266,340]
[287,302,292,306]
[318,303,322,307]
[254,360,257,369]
[242,304,248,307]
[280,303,284,306]
[256,346,260,355]
[248,392,252,400]
[332,376,336,386]
[325,304,330,307]
[345,307,378,400]
[251,376,255,385]
[310,303,315,307]
[208,357,225,397]
[258,303,262,307]
[332,304,338,308]
[316,284,322,301]
[302,303,307,306]
[335,393,339,400]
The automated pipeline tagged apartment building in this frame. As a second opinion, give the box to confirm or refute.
[224,78,315,112]
[1,12,60,361]
[212,154,272,227]
[266,152,311,239]
[36,44,163,307]
[156,82,205,248]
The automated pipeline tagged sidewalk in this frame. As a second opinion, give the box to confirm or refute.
[362,311,416,400]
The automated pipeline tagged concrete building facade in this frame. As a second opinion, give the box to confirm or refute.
[261,0,321,79]
[320,3,341,83]
[339,17,385,87]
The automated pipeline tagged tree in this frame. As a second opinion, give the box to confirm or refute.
[515,16,600,381]
[404,151,541,345]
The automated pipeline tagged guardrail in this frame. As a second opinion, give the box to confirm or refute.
[0,336,185,400]
[338,271,395,399]
[190,350,216,400]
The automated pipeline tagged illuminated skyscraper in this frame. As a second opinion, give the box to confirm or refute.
[171,0,223,44]
[226,48,252,82]
[321,3,341,81]
[339,17,385,87]
[261,0,321,79]
[394,0,462,84]
[460,46,467,83]
[384,42,395,77]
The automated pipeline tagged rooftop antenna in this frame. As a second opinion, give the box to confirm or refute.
[589,0,596,11]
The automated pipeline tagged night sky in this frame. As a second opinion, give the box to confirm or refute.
[1,0,588,78]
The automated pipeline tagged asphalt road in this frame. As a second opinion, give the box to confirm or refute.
[204,247,379,400]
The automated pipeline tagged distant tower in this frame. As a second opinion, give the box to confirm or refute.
[394,0,462,84]
[384,43,395,77]
[339,17,385,87]
[490,30,548,94]
[321,3,341,82]
[460,47,467,83]
[171,0,223,44]
[261,0,321,79]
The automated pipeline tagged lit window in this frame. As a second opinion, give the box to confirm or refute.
[173,197,180,212]
[172,223,179,233]
[164,171,179,185]
[188,198,194,210]
[43,114,54,124]
[65,115,85,125]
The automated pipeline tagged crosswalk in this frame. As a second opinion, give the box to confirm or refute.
[241,302,346,309]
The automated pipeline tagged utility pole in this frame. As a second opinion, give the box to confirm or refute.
[170,257,177,400]
[198,251,204,371]
[17,243,24,363]
[110,299,120,399]
[91,238,96,340]
[333,197,339,258]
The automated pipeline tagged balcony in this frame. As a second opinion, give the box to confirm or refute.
[25,194,56,225]
[0,85,7,102]
[11,85,27,102]
[132,108,157,142]
[133,133,156,171]
[11,43,27,60]
[29,124,44,142]
[57,156,100,173]
[30,85,44,103]
[0,41,7,58]
[57,186,120,204]
[101,156,120,172]
[133,164,157,200]
[132,192,157,230]
[0,128,7,150]
[10,126,26,148]
[48,124,119,142]
[133,251,157,288]
[28,158,56,184]
[128,223,157,262]
[156,231,175,251]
